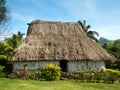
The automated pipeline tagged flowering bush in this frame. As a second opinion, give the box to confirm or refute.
[106,69,120,83]
[41,63,61,81]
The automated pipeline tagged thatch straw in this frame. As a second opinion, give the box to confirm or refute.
[11,20,117,62]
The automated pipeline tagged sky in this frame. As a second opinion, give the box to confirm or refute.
[5,0,120,40]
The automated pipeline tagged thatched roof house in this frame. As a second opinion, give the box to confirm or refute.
[11,20,116,72]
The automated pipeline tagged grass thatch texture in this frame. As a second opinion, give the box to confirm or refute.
[11,20,116,62]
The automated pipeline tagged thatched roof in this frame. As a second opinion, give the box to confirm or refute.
[11,20,117,62]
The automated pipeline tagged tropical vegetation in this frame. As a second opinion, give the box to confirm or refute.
[99,38,120,69]
[0,0,10,36]
[0,31,24,75]
[40,63,61,81]
[78,20,99,42]
[0,31,24,56]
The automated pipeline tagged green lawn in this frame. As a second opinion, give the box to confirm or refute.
[0,78,119,90]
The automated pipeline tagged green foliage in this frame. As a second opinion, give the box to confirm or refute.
[0,55,8,66]
[78,20,99,42]
[17,63,29,79]
[0,54,7,59]
[102,39,120,59]
[4,60,13,74]
[79,70,85,81]
[23,63,28,70]
[0,0,8,24]
[0,42,6,55]
[94,69,105,83]
[101,39,120,70]
[114,61,120,70]
[0,42,13,56]
[5,31,24,49]
[7,72,19,79]
[26,71,42,80]
[0,65,5,77]
[0,31,24,56]
[65,68,120,84]
[8,64,61,81]
[105,69,120,84]
[41,63,61,81]
[0,55,13,74]
[8,70,42,80]
[0,0,10,37]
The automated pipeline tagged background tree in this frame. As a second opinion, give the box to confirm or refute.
[0,31,24,74]
[101,40,120,70]
[0,31,24,56]
[78,20,99,42]
[0,0,10,38]
[102,40,120,59]
[5,31,24,50]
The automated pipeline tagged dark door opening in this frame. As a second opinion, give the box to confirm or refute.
[60,60,67,72]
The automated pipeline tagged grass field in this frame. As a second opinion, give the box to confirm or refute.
[0,78,119,90]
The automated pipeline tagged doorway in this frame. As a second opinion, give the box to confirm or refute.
[60,60,67,72]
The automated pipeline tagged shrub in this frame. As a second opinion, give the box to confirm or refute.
[0,55,13,74]
[0,55,7,59]
[81,68,95,83]
[0,55,8,66]
[105,69,120,84]
[7,73,18,79]
[79,70,85,82]
[41,63,61,81]
[94,69,105,83]
[5,60,13,74]
[23,63,28,70]
[26,71,42,80]
[0,65,5,77]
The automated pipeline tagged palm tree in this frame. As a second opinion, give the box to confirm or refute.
[0,42,6,55]
[78,20,99,42]
[3,31,25,56]
[5,31,24,49]
[0,41,13,56]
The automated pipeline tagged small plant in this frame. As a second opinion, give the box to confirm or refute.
[7,73,18,79]
[21,63,28,79]
[79,70,85,82]
[41,63,61,81]
[26,71,41,80]
[23,63,28,71]
[86,68,95,82]
[94,69,105,83]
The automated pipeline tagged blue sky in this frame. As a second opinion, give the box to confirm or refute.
[6,0,120,40]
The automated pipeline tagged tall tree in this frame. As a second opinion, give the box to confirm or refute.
[5,31,24,49]
[0,0,10,37]
[78,20,99,42]
[0,41,13,56]
[0,32,24,56]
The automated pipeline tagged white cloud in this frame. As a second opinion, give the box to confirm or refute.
[93,24,120,40]
[11,12,35,23]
